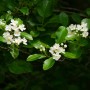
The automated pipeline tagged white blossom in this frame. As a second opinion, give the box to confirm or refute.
[49,43,66,61]
[3,32,13,44]
[14,30,21,36]
[3,32,10,38]
[67,22,89,38]
[19,24,26,31]
[68,24,76,31]
[39,45,45,51]
[22,38,27,45]
[10,19,18,26]
[11,25,19,31]
[81,22,87,28]
[3,18,27,45]
[14,37,22,45]
[49,43,61,55]
[5,25,12,31]
[64,44,67,48]
[53,54,61,61]
[82,31,89,38]
[76,24,82,31]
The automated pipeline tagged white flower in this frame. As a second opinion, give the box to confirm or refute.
[64,44,67,48]
[49,43,61,55]
[3,32,10,38]
[39,45,45,51]
[59,47,65,54]
[11,25,19,31]
[80,27,88,32]
[14,37,22,45]
[4,34,13,44]
[68,24,76,31]
[76,24,82,31]
[10,19,18,26]
[61,43,64,46]
[19,24,26,31]
[82,31,89,38]
[81,22,87,28]
[53,54,61,61]
[5,25,12,31]
[14,30,21,36]
[22,38,27,45]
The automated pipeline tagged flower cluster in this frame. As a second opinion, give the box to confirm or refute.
[49,43,67,61]
[3,19,27,45]
[67,22,89,38]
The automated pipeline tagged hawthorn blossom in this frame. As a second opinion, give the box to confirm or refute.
[10,19,18,26]
[39,45,45,51]
[19,24,26,31]
[82,31,89,38]
[67,22,89,38]
[14,30,21,36]
[49,43,67,61]
[3,18,27,45]
[22,38,27,45]
[5,25,12,31]
[14,37,22,45]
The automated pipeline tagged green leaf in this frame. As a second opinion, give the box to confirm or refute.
[55,26,68,43]
[10,44,19,59]
[30,30,39,37]
[21,32,33,40]
[8,60,32,74]
[37,0,53,17]
[27,54,46,61]
[86,8,90,16]
[20,7,29,15]
[71,13,81,23]
[78,38,88,46]
[59,12,69,26]
[0,36,5,42]
[43,57,55,70]
[48,15,60,24]
[31,40,50,49]
[81,18,90,29]
[63,52,79,59]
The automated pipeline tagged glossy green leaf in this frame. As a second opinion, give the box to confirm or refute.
[86,8,90,16]
[63,52,79,59]
[8,60,32,74]
[71,13,81,23]
[37,0,53,17]
[20,7,29,15]
[0,36,5,42]
[21,32,33,40]
[59,12,69,26]
[55,26,68,43]
[43,57,55,70]
[30,30,39,37]
[27,54,46,61]
[31,40,50,49]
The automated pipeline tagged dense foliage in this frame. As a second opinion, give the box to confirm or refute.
[0,0,90,90]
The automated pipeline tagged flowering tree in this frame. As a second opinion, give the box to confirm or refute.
[0,0,90,89]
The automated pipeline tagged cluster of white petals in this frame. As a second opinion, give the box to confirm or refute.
[39,45,45,52]
[49,43,67,61]
[3,19,27,45]
[67,22,89,38]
